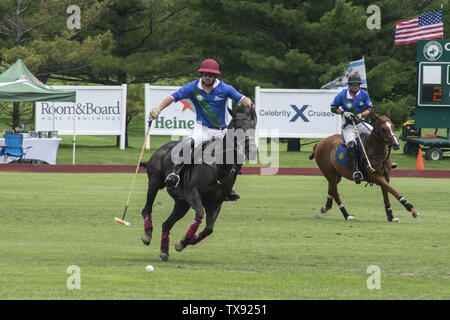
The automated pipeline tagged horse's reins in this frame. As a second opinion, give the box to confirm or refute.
[216,119,255,185]
[359,118,395,144]
[351,117,375,173]
[358,117,395,166]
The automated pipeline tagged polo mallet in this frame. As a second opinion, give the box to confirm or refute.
[351,117,375,173]
[115,120,153,227]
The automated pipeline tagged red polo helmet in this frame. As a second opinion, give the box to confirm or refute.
[197,59,221,75]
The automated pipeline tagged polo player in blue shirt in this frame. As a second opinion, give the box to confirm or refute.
[149,59,255,195]
[330,73,373,184]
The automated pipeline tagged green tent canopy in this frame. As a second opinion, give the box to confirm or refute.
[0,59,76,102]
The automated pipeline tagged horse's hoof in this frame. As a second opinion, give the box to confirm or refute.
[175,239,186,252]
[159,251,169,261]
[412,211,420,218]
[346,215,359,221]
[141,233,152,246]
[320,206,328,214]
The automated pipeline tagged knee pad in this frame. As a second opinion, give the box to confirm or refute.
[347,141,357,151]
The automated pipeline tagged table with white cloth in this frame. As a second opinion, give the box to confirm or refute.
[0,137,62,164]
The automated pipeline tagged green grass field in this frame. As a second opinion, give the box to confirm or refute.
[0,172,448,300]
[1,113,449,300]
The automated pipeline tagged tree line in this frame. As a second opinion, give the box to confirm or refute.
[0,0,446,143]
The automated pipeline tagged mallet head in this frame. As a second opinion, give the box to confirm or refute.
[114,217,131,227]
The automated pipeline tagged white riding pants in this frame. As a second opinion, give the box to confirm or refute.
[342,122,373,146]
[190,122,227,148]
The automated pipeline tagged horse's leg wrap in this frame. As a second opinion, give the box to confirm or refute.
[399,197,413,211]
[189,232,205,245]
[326,194,333,210]
[321,194,333,214]
[144,215,153,232]
[141,215,153,246]
[160,231,170,252]
[185,217,202,242]
[338,203,349,219]
[385,206,394,221]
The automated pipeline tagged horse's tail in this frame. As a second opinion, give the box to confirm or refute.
[309,143,318,160]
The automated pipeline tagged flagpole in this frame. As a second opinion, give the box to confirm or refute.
[73,105,76,165]
[362,55,367,93]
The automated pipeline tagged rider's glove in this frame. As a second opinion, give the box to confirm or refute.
[150,107,160,120]
[343,111,354,120]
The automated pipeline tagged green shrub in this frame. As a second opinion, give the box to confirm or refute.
[373,95,415,127]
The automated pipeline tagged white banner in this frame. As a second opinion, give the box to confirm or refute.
[145,84,196,135]
[35,85,127,149]
[144,84,232,149]
[255,87,341,138]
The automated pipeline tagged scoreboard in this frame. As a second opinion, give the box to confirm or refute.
[416,40,450,128]
[417,61,449,106]
[421,84,442,103]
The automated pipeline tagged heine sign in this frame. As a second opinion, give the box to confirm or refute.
[36,85,127,148]
[255,87,341,138]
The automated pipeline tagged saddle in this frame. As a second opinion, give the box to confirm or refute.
[174,138,234,187]
[335,134,368,169]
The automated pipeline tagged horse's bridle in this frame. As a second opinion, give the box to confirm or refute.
[215,119,255,185]
[362,117,401,168]
[378,119,398,144]
[229,114,256,145]
[360,118,397,146]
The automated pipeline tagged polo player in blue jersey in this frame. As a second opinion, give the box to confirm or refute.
[330,73,373,184]
[149,59,255,198]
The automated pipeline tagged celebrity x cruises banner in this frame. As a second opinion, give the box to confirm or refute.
[255,87,342,138]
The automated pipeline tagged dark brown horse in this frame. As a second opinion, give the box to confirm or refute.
[309,111,420,222]
[139,108,257,261]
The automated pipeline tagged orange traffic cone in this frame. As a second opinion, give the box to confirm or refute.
[416,148,424,170]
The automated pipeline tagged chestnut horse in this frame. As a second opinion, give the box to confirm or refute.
[309,111,420,222]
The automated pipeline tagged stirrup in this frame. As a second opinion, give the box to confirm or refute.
[353,171,363,184]
[165,173,180,188]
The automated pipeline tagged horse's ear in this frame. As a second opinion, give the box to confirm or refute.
[371,108,379,120]
[227,107,236,118]
[386,107,391,118]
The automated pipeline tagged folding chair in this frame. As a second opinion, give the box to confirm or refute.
[0,133,31,163]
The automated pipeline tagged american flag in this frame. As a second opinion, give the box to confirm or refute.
[394,9,443,44]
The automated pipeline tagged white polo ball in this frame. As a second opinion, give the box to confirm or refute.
[146,265,154,272]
